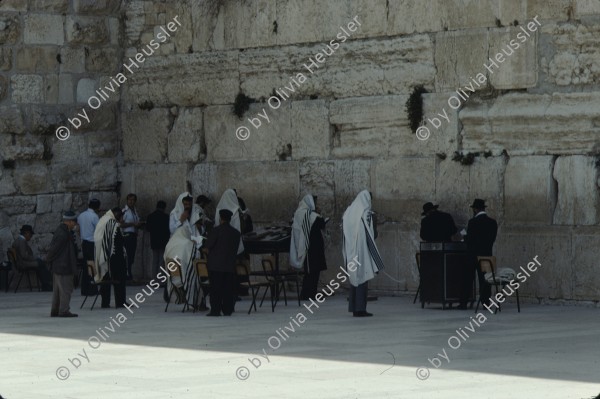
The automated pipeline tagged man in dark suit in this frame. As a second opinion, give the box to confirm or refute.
[204,209,241,316]
[146,201,170,281]
[420,202,458,242]
[461,199,498,308]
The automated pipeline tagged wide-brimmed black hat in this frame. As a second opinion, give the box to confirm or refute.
[421,202,439,216]
[20,225,34,235]
[219,209,233,220]
[470,199,487,209]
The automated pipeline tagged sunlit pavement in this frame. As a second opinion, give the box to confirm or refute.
[1,288,599,399]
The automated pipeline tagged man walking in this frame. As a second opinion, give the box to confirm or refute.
[46,211,79,317]
[204,209,241,317]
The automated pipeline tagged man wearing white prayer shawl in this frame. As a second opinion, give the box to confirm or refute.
[94,207,127,308]
[342,190,384,317]
[163,210,206,310]
[215,189,244,254]
[170,192,198,236]
[290,194,327,300]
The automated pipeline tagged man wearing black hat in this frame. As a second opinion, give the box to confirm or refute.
[461,199,498,309]
[420,202,458,242]
[204,209,241,316]
[12,225,53,291]
[46,211,79,317]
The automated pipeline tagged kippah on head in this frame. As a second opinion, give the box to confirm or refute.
[63,210,77,220]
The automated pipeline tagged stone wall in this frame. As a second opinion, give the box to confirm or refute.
[0,0,122,259]
[2,0,600,303]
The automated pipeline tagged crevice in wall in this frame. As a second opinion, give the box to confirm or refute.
[550,155,559,224]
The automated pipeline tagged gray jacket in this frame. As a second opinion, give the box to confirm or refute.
[46,223,77,275]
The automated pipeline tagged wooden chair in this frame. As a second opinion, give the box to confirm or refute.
[236,261,271,314]
[259,257,288,311]
[413,252,421,304]
[164,258,191,313]
[80,261,111,310]
[475,256,521,313]
[7,248,40,293]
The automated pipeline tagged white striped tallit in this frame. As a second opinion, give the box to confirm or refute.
[290,195,319,270]
[93,210,121,283]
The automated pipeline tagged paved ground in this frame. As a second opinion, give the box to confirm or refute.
[1,287,599,399]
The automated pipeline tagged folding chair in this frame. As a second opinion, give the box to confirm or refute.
[7,248,40,293]
[475,256,520,313]
[259,257,287,311]
[236,261,271,314]
[80,261,111,310]
[164,258,191,313]
[194,260,211,313]
[413,252,421,304]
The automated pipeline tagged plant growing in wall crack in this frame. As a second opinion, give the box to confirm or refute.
[233,92,256,119]
[405,85,428,134]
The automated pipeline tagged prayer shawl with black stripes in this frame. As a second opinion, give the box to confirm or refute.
[290,195,319,271]
[93,210,123,283]
[342,190,385,287]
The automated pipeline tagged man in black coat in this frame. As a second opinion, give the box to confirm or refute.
[146,200,170,280]
[461,199,498,308]
[46,211,79,317]
[205,209,241,316]
[420,202,458,242]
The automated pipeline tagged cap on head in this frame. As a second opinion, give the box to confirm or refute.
[470,199,487,209]
[421,202,439,216]
[20,224,34,235]
[63,211,77,220]
[89,198,101,209]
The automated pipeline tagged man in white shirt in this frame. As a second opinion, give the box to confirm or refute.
[78,199,100,293]
[121,193,143,280]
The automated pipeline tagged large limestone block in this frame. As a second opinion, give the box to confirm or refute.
[274,0,386,46]
[122,108,171,162]
[504,156,556,225]
[388,0,527,35]
[541,22,600,86]
[495,226,572,299]
[204,100,329,162]
[0,196,36,215]
[60,47,86,74]
[24,14,64,45]
[0,106,25,134]
[16,47,58,73]
[0,15,20,45]
[222,0,275,49]
[34,213,64,234]
[373,157,435,223]
[0,47,12,71]
[85,47,120,73]
[0,0,27,12]
[334,160,371,217]
[299,161,335,216]
[488,26,538,89]
[0,134,44,160]
[168,108,204,163]
[215,162,299,222]
[14,163,52,194]
[88,131,119,158]
[74,0,121,14]
[125,52,239,106]
[11,75,44,103]
[66,16,109,45]
[527,0,572,20]
[575,0,600,16]
[30,0,68,13]
[0,169,17,196]
[36,193,73,215]
[120,163,192,216]
[240,34,434,100]
[572,228,600,299]
[553,156,599,225]
[460,92,600,155]
[88,159,118,191]
[329,95,454,158]
[189,163,217,197]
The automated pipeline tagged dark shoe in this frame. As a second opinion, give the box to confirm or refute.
[50,312,58,317]
[223,313,232,316]
[58,312,78,317]
[101,305,110,309]
[42,286,53,292]
[456,304,468,310]
[353,311,373,317]
[206,312,221,317]
[198,305,210,311]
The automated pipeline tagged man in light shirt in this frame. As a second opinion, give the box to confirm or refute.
[78,198,100,293]
[121,193,143,280]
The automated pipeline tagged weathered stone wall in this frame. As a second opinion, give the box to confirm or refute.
[3,0,600,303]
[0,0,122,259]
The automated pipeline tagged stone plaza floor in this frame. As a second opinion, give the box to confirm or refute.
[1,287,599,399]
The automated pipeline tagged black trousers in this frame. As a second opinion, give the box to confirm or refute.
[459,256,489,306]
[349,282,368,312]
[36,259,53,290]
[300,268,321,300]
[100,258,127,308]
[81,241,95,294]
[123,234,137,278]
[208,271,236,315]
